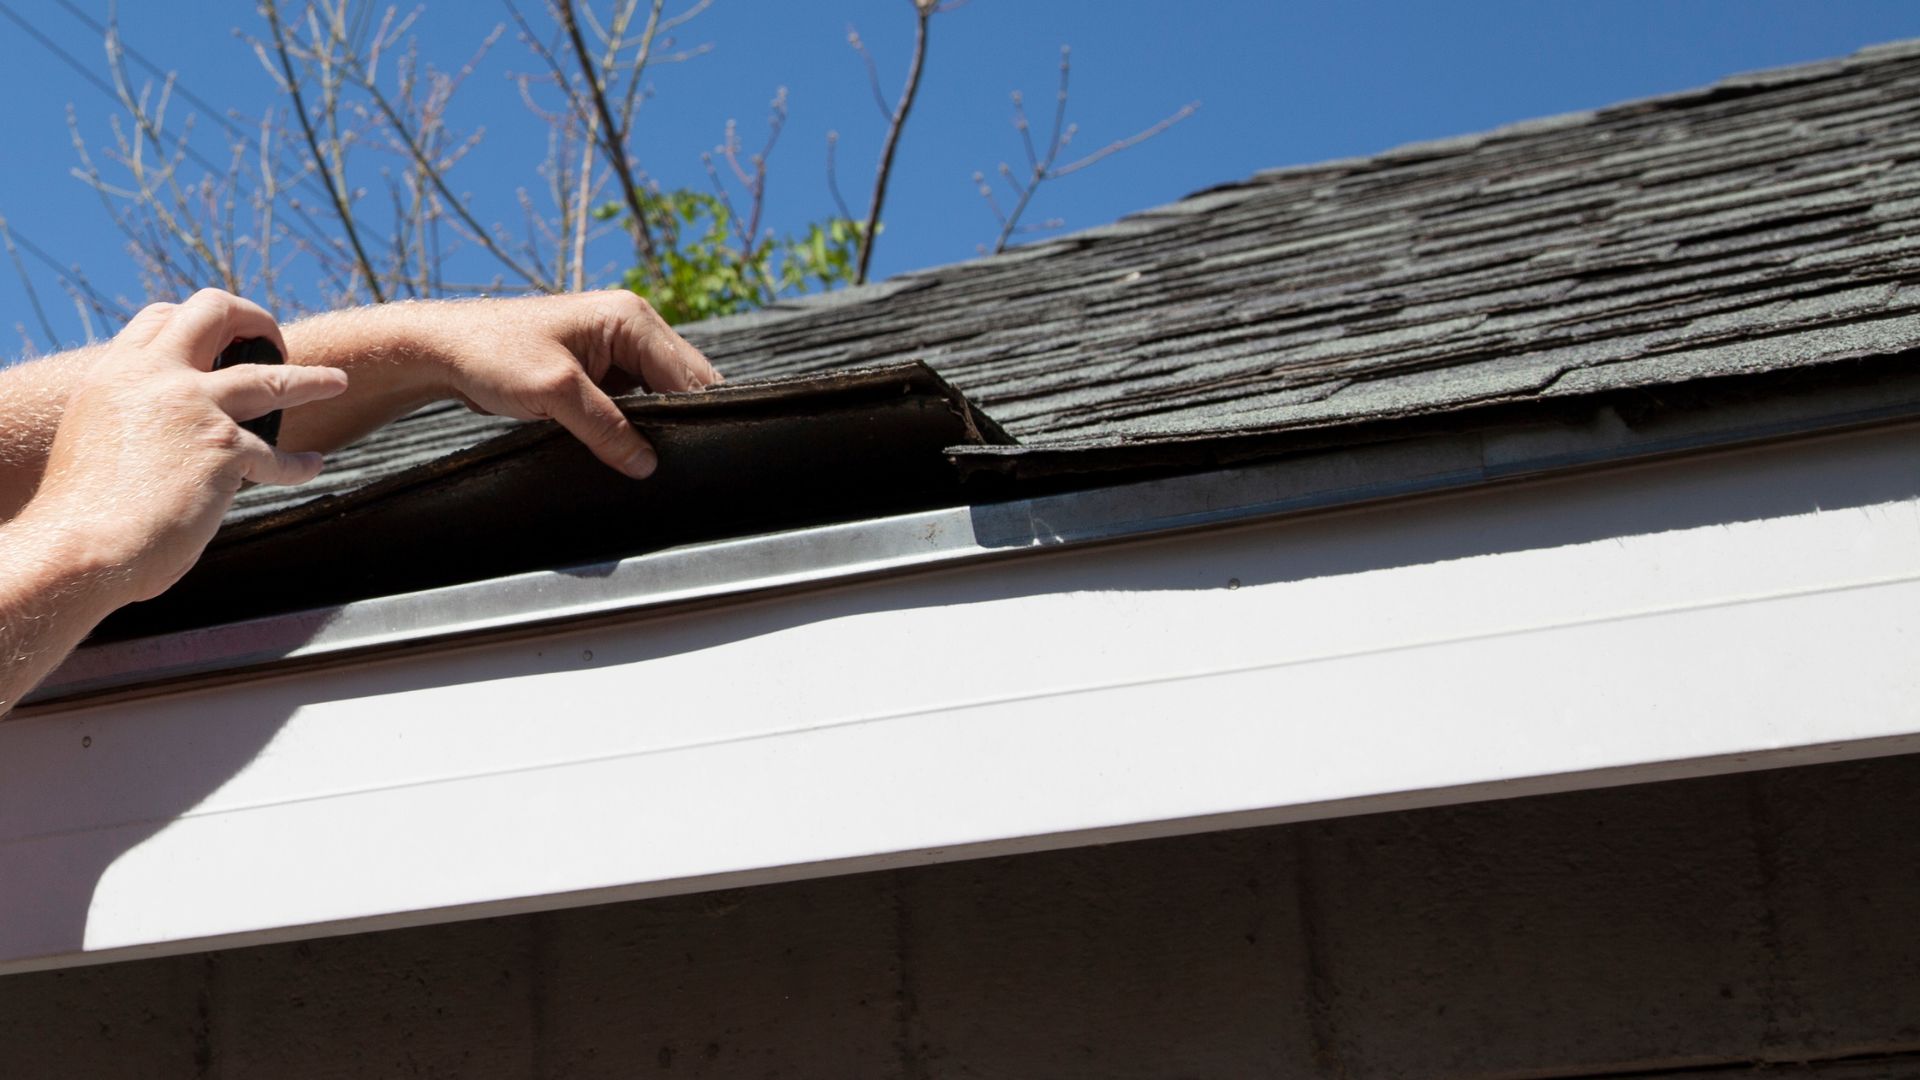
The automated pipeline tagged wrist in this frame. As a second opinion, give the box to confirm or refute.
[0,497,138,715]
[2,500,134,624]
[0,343,109,522]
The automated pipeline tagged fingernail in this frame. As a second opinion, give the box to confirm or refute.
[624,445,658,479]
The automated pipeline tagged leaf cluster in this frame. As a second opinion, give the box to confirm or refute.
[599,190,862,325]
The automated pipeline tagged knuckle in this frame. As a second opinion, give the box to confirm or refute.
[600,289,653,322]
[190,286,237,307]
[196,419,247,455]
[532,365,583,403]
[256,366,293,397]
[592,405,633,443]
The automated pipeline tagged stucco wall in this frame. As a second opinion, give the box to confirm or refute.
[4,754,1919,1079]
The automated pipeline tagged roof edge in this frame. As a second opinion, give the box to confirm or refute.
[40,358,1920,707]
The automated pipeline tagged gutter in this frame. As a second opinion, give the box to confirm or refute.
[30,363,1920,710]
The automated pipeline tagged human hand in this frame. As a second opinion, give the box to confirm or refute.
[295,290,720,480]
[28,289,348,604]
[431,291,720,478]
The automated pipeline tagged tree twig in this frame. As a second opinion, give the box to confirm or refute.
[846,26,893,123]
[568,121,598,291]
[855,0,937,285]
[340,31,555,291]
[983,45,1198,254]
[555,0,663,276]
[825,130,852,221]
[1051,101,1199,179]
[262,0,385,301]
[0,215,129,323]
[0,218,58,352]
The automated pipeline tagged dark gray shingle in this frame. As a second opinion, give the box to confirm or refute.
[232,38,1920,521]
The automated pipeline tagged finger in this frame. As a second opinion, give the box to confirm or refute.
[113,302,178,348]
[236,431,326,487]
[151,288,286,371]
[540,362,659,479]
[205,364,349,422]
[589,291,722,392]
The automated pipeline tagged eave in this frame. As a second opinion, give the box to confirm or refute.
[7,371,1920,974]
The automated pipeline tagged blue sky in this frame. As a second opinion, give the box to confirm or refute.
[1,1,1917,349]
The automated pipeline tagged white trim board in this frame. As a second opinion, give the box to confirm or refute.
[4,422,1920,974]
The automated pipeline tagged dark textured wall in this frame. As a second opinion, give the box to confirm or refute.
[5,755,1920,1079]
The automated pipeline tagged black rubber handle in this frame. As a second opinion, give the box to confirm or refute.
[212,337,285,446]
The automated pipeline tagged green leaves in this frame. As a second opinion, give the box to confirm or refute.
[601,188,864,325]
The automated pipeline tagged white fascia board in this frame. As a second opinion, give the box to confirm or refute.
[4,422,1920,973]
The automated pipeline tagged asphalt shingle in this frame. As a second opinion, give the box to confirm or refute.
[231,38,1920,522]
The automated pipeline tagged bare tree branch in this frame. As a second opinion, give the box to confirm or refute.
[701,150,749,249]
[982,45,1198,253]
[0,212,129,324]
[262,0,385,301]
[1051,101,1199,179]
[825,130,853,222]
[656,0,711,36]
[622,0,715,133]
[555,0,663,276]
[256,110,281,309]
[31,0,1186,336]
[846,25,893,123]
[101,51,231,289]
[1010,90,1040,175]
[568,122,598,291]
[854,0,939,285]
[971,170,1005,225]
[0,219,58,353]
[335,18,555,292]
[717,88,786,246]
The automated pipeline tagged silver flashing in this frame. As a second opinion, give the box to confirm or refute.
[32,382,1920,708]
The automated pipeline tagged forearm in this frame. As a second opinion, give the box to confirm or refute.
[0,346,104,521]
[0,307,444,494]
[0,291,349,716]
[0,502,126,718]
[276,293,719,461]
[278,304,449,455]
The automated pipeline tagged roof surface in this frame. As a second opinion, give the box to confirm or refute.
[230,39,1920,519]
[108,364,1000,636]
